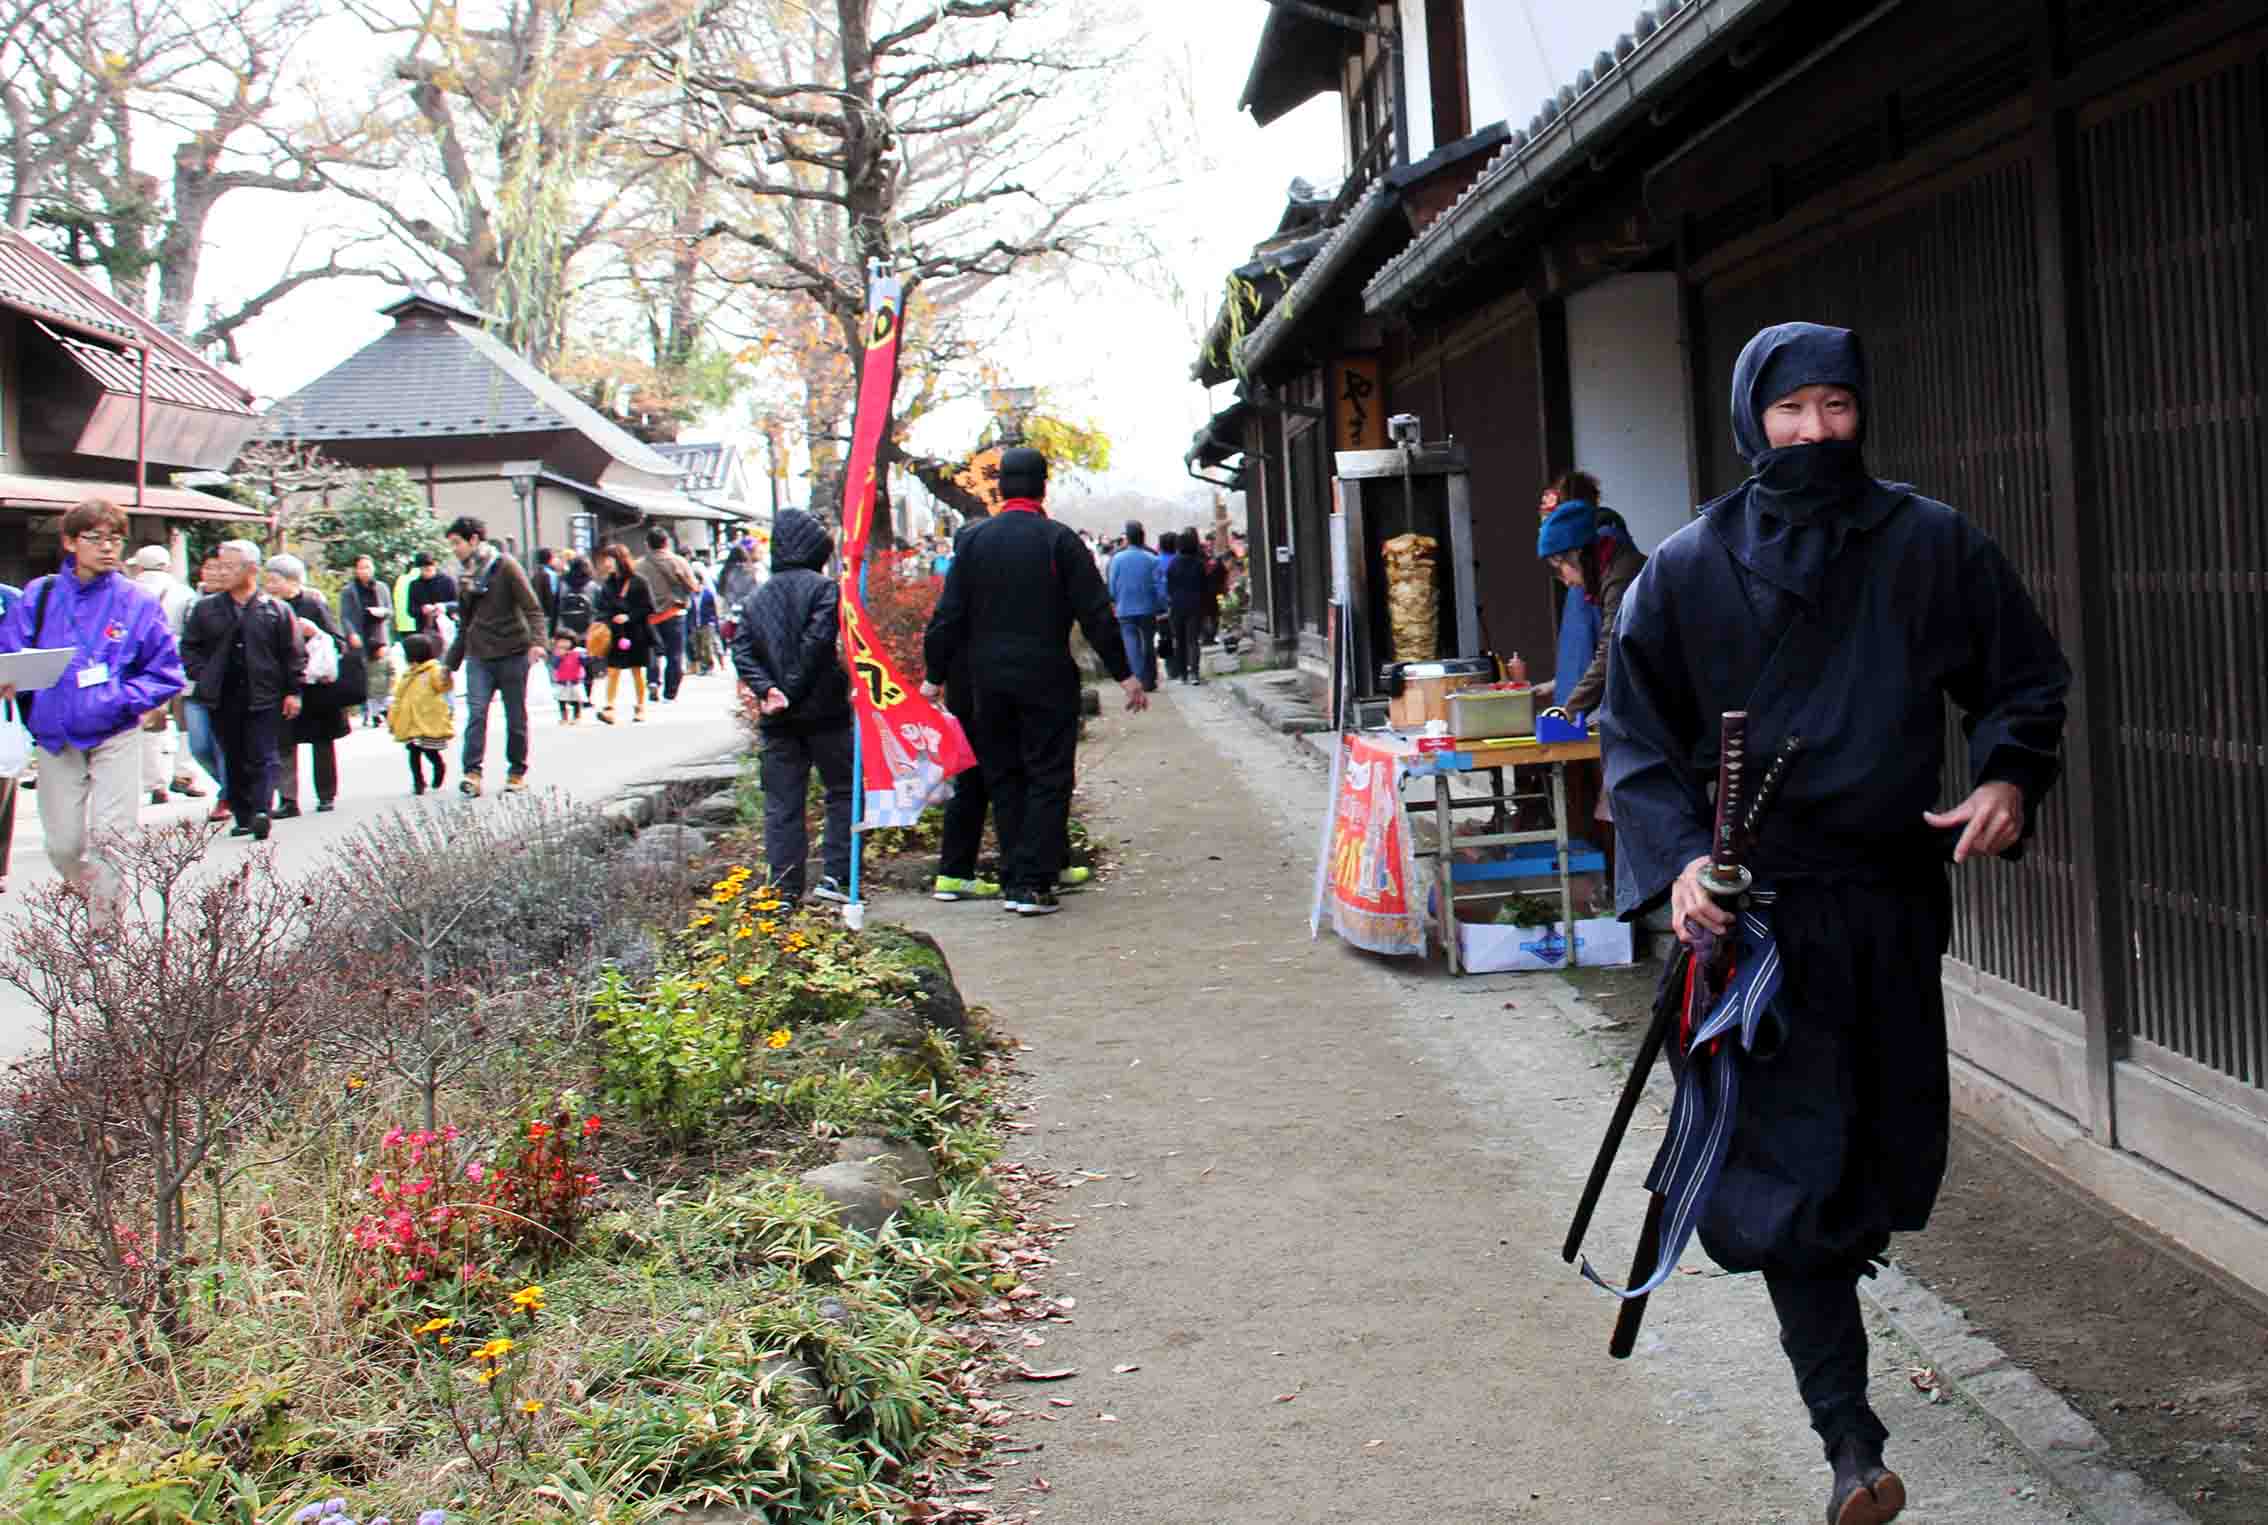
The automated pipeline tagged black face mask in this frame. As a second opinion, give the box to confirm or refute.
[1750,439,1871,524]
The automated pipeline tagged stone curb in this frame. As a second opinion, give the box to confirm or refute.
[1208,687,2199,1525]
[1860,1263,2200,1525]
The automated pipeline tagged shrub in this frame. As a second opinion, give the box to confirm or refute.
[0,822,317,1348]
[858,549,939,683]
[591,968,749,1149]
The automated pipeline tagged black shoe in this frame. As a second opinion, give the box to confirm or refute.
[316,800,335,813]
[229,822,252,838]
[1826,1436,1905,1525]
[413,782,426,797]
[271,802,301,820]
[250,813,271,842]
[1012,886,1061,917]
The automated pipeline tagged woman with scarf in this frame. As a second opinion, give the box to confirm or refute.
[1598,323,2069,1525]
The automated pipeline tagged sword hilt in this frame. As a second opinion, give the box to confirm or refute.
[1709,710,1749,882]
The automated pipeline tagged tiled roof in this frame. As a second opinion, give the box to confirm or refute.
[654,440,736,493]
[1363,0,1787,315]
[0,228,254,410]
[266,297,683,478]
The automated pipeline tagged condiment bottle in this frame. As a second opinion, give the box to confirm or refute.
[1505,651,1528,685]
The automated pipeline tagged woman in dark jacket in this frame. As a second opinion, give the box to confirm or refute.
[591,542,653,723]
[264,553,364,816]
[1537,496,1646,717]
[1164,535,1211,685]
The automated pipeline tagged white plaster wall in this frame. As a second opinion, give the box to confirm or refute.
[1462,4,1541,143]
[1566,273,1695,554]
[1402,0,1438,156]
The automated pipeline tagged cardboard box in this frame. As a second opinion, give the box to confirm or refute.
[1453,914,1634,972]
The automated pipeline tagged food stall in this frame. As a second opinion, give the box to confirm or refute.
[1313,422,1622,975]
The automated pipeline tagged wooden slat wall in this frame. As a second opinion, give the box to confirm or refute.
[1697,155,2087,1016]
[2078,49,2268,1091]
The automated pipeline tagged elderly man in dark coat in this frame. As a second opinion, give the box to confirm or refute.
[1599,323,2070,1525]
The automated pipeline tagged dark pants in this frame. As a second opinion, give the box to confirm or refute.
[277,738,337,807]
[1118,616,1157,689]
[649,614,686,700]
[1170,611,1205,681]
[215,698,280,827]
[406,743,446,791]
[760,722,853,900]
[1767,1269,1887,1460]
[969,685,1079,892]
[461,652,531,779]
[937,757,990,881]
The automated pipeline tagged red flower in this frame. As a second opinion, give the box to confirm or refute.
[527,1122,552,1140]
[582,1117,603,1137]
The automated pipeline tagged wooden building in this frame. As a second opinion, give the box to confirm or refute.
[267,293,726,559]
[1305,0,2265,1291]
[1189,1,1512,669]
[0,227,266,584]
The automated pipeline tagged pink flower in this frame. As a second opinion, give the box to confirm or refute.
[382,1127,406,1149]
[442,1125,460,1142]
[465,1162,485,1183]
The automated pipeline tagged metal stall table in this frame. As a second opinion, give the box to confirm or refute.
[1380,733,1606,975]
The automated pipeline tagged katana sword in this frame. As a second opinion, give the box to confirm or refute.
[1561,716,1802,1359]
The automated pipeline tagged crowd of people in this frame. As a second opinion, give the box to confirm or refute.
[0,501,757,898]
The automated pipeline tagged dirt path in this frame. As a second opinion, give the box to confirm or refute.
[879,686,2087,1524]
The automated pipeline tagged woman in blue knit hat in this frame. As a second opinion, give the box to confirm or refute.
[1536,472,1646,719]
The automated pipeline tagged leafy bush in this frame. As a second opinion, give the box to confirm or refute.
[591,967,748,1149]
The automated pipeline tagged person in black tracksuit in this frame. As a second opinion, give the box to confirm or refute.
[1165,535,1210,685]
[921,447,1146,916]
[730,509,853,904]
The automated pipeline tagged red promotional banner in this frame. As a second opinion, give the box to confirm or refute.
[838,275,976,828]
[1316,733,1425,955]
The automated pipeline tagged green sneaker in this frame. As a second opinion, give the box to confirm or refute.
[1058,866,1094,892]
[933,875,1002,902]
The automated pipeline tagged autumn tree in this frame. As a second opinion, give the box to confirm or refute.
[2,0,402,357]
[323,0,701,366]
[643,0,1138,534]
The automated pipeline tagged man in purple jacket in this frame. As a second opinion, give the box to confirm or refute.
[0,498,187,902]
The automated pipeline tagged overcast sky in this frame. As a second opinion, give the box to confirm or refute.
[208,1,1620,500]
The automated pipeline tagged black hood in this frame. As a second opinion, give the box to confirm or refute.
[771,509,834,573]
[1718,322,1901,604]
[1731,321,1868,463]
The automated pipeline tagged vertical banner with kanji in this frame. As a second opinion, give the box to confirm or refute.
[838,274,977,829]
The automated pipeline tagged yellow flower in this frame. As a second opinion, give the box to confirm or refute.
[735,973,755,988]
[765,1028,793,1050]
[510,1284,546,1313]
[733,925,755,940]
[688,914,715,929]
[783,933,810,953]
[414,1316,455,1336]
[474,1337,515,1362]
[519,1398,545,1414]
[470,1367,497,1386]
[756,919,778,935]
[345,1075,366,1091]
[752,897,782,912]
[438,1336,453,1347]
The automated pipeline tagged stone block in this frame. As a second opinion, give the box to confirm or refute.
[832,1135,941,1202]
[623,823,711,873]
[797,1161,901,1235]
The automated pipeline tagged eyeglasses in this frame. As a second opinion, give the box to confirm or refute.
[74,533,126,548]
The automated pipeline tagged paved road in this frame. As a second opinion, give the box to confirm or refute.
[877,684,2094,1525]
[0,665,747,1058]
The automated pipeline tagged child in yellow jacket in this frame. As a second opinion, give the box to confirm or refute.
[388,633,456,795]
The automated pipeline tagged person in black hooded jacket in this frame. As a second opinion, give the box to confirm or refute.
[730,508,853,904]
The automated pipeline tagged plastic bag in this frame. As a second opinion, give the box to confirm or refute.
[0,699,31,778]
[301,625,340,685]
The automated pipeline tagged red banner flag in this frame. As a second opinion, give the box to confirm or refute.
[838,275,976,828]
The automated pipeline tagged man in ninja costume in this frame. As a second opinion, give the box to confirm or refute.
[1599,323,2070,1525]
